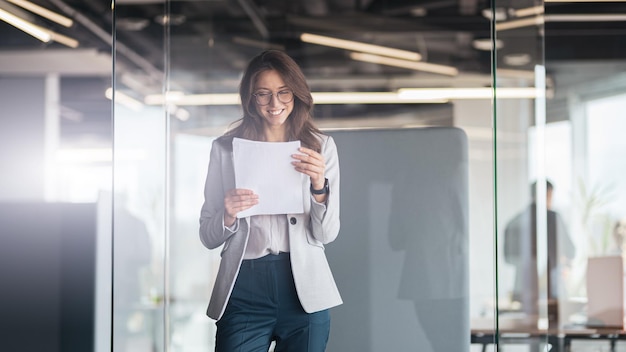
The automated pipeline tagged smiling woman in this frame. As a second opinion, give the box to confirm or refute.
[198,50,343,352]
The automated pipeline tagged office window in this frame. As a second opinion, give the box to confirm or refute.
[585,92,626,256]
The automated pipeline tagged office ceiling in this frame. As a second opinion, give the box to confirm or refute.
[1,0,626,144]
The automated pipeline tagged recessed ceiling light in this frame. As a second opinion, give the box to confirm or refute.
[116,17,149,31]
[481,7,507,21]
[410,7,427,17]
[472,38,504,51]
[504,53,532,66]
[154,14,186,26]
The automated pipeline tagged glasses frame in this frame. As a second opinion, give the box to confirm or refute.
[252,90,294,106]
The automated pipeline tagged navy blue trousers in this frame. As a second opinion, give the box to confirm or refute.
[215,252,330,352]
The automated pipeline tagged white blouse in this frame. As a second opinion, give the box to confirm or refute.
[244,214,289,259]
[224,195,327,260]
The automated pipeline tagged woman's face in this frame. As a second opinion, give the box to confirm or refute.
[253,70,294,132]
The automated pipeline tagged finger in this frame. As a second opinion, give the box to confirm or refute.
[298,147,320,157]
[292,153,325,168]
[231,194,259,202]
[293,160,324,174]
[291,153,316,164]
[293,161,324,175]
[225,190,258,205]
[294,148,324,163]
[225,198,258,217]
[227,188,256,196]
[226,194,258,205]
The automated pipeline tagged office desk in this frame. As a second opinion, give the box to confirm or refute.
[471,327,626,352]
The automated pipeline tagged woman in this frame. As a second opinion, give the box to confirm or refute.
[199,50,342,352]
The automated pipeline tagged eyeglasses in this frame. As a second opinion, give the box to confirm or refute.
[252,90,294,105]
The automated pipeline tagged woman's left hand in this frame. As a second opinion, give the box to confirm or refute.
[292,147,325,190]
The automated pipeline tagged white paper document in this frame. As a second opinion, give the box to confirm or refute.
[232,138,304,217]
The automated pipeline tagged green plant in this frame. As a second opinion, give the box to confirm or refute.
[577,178,615,256]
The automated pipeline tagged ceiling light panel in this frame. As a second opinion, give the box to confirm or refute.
[6,0,73,27]
[300,33,422,61]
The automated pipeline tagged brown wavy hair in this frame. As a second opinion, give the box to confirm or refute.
[223,50,322,152]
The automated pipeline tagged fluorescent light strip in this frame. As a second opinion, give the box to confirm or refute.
[143,88,545,107]
[300,33,422,61]
[49,31,79,48]
[6,0,73,27]
[350,52,459,76]
[144,93,240,106]
[496,15,545,31]
[398,87,542,100]
[514,6,544,18]
[312,92,447,104]
[144,92,439,105]
[0,7,51,42]
[0,8,78,47]
[497,13,626,32]
[545,14,626,21]
[105,88,144,111]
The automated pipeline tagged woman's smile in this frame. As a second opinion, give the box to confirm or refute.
[267,108,285,116]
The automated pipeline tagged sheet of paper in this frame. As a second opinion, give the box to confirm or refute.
[232,138,304,217]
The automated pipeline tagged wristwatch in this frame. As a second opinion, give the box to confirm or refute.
[310,178,329,195]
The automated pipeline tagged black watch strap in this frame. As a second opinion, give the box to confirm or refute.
[310,178,329,195]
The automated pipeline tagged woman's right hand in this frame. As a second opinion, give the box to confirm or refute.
[224,189,258,226]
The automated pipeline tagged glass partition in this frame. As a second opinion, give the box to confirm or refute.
[108,0,626,351]
[110,1,499,351]
[111,2,167,352]
[543,2,626,350]
[493,0,552,350]
[493,1,626,351]
[2,0,625,350]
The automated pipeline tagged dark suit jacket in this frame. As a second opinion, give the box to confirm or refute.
[504,203,576,310]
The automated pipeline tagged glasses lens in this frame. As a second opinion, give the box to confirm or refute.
[255,93,271,105]
[278,90,293,103]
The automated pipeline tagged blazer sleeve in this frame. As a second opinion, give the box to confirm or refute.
[309,135,340,244]
[199,139,233,249]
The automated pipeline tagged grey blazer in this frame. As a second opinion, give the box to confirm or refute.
[199,133,343,321]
